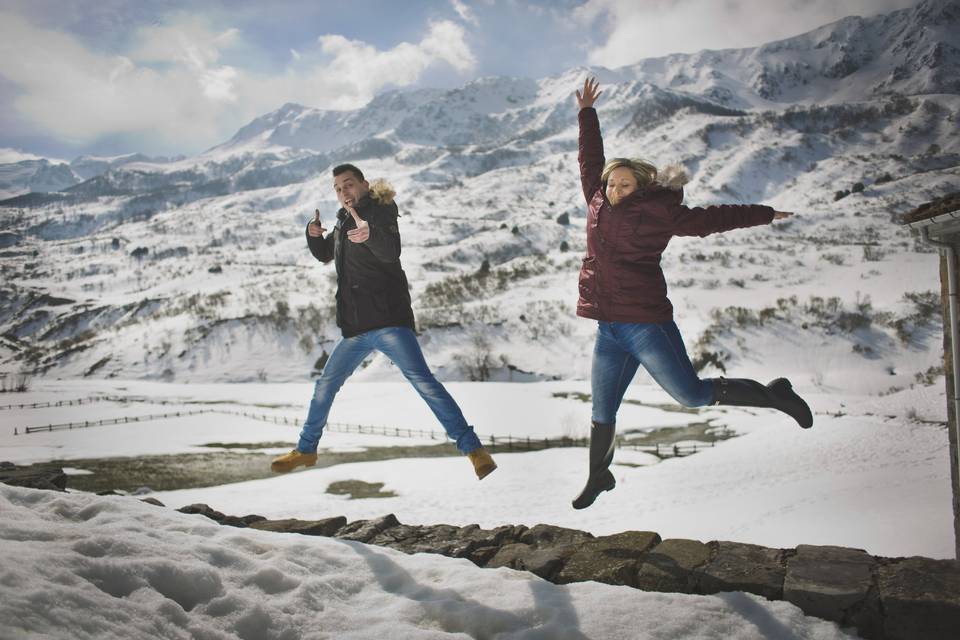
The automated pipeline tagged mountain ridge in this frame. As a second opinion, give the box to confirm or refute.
[0,0,956,390]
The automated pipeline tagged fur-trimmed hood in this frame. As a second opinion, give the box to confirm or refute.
[368,179,396,205]
[655,163,688,191]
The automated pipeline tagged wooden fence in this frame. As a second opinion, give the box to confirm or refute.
[8,397,715,458]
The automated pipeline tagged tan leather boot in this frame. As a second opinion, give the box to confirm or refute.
[271,450,318,473]
[467,447,497,480]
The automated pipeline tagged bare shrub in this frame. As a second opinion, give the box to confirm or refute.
[454,330,495,382]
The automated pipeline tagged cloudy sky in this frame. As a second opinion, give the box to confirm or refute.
[0,0,919,159]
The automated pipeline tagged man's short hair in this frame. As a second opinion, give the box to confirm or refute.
[333,163,364,181]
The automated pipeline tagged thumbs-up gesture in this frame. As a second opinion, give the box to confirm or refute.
[307,209,326,237]
[345,204,370,243]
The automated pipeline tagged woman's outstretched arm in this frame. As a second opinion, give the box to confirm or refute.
[577,77,605,203]
[671,203,776,237]
[672,204,796,236]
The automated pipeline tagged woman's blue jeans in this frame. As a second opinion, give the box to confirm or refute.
[296,326,482,454]
[591,321,716,424]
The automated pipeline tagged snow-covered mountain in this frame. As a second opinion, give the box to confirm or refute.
[0,151,185,201]
[0,0,957,392]
[0,158,81,200]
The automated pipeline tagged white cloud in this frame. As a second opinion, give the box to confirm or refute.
[0,11,476,153]
[451,0,480,26]
[575,0,920,68]
[0,148,63,164]
[255,19,476,111]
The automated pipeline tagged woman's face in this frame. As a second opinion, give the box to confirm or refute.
[606,166,638,205]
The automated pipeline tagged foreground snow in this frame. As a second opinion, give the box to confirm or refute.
[0,485,859,640]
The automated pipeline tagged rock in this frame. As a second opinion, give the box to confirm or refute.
[522,545,579,581]
[483,525,593,581]
[337,514,401,543]
[470,545,504,566]
[249,516,347,537]
[373,523,524,561]
[697,541,787,600]
[486,543,534,571]
[463,525,528,565]
[783,545,878,631]
[366,523,425,548]
[0,463,67,492]
[557,530,661,587]
[486,542,578,581]
[375,524,458,553]
[519,523,594,547]
[877,556,960,640]
[178,503,227,523]
[220,514,268,528]
[635,538,711,593]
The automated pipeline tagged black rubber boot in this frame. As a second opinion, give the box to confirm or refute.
[572,422,617,510]
[713,377,813,429]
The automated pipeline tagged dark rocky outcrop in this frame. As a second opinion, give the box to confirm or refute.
[696,540,787,601]
[249,516,346,537]
[0,460,66,491]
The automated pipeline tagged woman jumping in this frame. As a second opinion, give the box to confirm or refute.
[572,78,812,510]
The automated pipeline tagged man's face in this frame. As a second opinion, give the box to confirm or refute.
[334,171,369,208]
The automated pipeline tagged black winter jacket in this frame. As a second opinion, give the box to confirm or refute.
[306,188,415,338]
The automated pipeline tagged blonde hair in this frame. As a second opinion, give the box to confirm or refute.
[602,158,658,189]
[601,158,689,191]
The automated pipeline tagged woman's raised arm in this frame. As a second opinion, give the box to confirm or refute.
[577,77,606,202]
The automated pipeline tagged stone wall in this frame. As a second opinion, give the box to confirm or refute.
[174,504,959,640]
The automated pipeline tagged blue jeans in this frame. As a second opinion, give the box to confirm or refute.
[297,326,482,454]
[591,321,715,424]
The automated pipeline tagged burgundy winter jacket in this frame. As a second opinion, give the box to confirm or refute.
[576,107,775,323]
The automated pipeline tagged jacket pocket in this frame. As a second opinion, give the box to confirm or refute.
[578,256,598,302]
[350,283,389,327]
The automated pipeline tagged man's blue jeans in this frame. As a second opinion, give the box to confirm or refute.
[297,326,482,454]
[591,321,715,424]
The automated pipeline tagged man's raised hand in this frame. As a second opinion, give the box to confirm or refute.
[345,205,370,243]
[308,209,326,237]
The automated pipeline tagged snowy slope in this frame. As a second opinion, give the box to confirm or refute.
[0,0,956,399]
